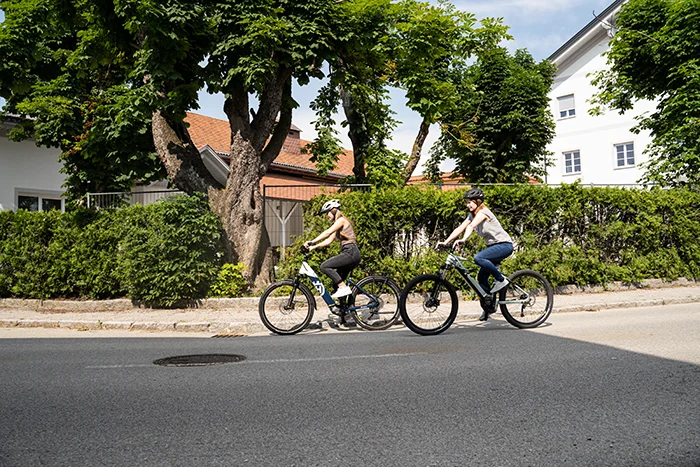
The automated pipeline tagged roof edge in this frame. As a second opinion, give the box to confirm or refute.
[548,0,625,62]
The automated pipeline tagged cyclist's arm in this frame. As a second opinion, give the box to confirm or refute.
[459,211,488,241]
[442,211,489,246]
[442,217,471,244]
[309,235,335,251]
[306,218,345,250]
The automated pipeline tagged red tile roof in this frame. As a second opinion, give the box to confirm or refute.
[185,112,354,176]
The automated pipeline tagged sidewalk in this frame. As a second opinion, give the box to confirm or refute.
[1,282,699,336]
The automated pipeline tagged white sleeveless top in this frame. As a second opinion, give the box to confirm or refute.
[467,207,513,246]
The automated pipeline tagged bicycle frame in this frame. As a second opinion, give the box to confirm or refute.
[441,251,490,299]
[297,260,379,313]
[441,250,532,308]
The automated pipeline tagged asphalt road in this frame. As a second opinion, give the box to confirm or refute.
[1,303,699,466]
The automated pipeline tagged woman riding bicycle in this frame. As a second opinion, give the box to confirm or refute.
[436,188,514,321]
[303,199,361,299]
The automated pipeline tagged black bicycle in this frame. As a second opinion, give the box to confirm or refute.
[399,245,553,335]
[259,247,401,335]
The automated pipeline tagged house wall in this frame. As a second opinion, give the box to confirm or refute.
[546,30,657,186]
[0,135,65,211]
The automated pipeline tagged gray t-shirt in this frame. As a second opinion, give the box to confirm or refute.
[467,207,513,246]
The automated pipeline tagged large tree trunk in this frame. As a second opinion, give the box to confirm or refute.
[402,119,430,185]
[150,72,293,291]
[220,74,293,291]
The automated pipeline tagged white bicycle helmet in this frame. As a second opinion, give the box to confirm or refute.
[319,199,341,215]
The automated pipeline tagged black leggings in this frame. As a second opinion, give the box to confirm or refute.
[320,243,361,285]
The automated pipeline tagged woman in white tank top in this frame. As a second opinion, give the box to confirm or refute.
[437,188,514,321]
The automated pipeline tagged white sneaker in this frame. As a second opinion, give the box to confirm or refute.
[331,286,352,298]
[490,278,509,293]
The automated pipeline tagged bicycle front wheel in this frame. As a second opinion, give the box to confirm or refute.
[399,274,458,336]
[349,276,401,331]
[499,269,553,329]
[259,280,315,335]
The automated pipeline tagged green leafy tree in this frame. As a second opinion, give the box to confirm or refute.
[425,47,556,183]
[306,0,510,187]
[589,0,700,187]
[0,0,166,201]
[0,0,346,289]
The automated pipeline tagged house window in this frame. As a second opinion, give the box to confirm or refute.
[16,192,64,212]
[563,151,581,174]
[557,94,576,119]
[615,142,635,168]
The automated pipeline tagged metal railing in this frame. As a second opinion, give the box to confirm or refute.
[87,190,184,209]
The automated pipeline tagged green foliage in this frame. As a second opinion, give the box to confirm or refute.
[276,185,700,291]
[209,263,249,298]
[0,0,167,203]
[117,195,223,307]
[589,0,700,187]
[306,0,511,185]
[427,48,556,183]
[0,195,226,305]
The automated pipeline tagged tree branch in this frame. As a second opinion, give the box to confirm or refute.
[260,75,293,175]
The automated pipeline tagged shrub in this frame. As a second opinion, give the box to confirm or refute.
[0,194,225,304]
[117,194,224,307]
[209,263,249,297]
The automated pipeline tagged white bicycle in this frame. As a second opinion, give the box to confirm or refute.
[258,247,401,335]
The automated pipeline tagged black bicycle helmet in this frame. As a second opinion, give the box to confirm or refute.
[464,188,485,201]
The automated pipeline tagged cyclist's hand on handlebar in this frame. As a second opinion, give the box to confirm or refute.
[453,239,464,249]
[436,240,450,249]
[301,242,311,254]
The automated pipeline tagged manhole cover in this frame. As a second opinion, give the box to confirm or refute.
[153,354,246,367]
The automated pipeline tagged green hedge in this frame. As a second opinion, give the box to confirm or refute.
[278,184,700,291]
[0,194,227,307]
[2,185,698,303]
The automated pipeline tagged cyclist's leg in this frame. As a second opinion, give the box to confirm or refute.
[474,243,514,291]
[320,255,345,287]
[475,243,514,320]
[320,244,360,298]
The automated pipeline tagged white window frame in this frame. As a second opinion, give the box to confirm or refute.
[14,188,65,213]
[557,94,576,120]
[614,142,635,169]
[562,150,581,175]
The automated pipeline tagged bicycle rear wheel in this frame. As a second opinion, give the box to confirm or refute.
[399,274,458,336]
[349,276,401,331]
[259,280,315,335]
[499,270,553,329]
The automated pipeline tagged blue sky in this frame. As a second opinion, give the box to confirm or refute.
[1,0,612,170]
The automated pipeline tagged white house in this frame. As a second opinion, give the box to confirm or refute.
[545,0,657,186]
[0,115,66,212]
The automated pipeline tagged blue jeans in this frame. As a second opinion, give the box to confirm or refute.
[474,242,514,292]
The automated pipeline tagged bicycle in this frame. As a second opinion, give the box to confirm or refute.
[399,244,554,335]
[259,246,401,335]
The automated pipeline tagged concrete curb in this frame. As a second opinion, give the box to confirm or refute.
[553,295,700,313]
[0,318,268,335]
[1,294,699,335]
[1,278,696,314]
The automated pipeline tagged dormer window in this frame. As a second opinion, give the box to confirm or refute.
[557,94,576,119]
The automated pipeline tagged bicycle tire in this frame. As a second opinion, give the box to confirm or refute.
[349,276,401,331]
[259,279,315,335]
[399,274,458,336]
[499,269,553,329]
